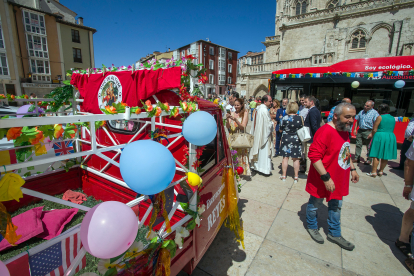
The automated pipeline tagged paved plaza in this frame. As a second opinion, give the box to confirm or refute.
[183,136,411,275]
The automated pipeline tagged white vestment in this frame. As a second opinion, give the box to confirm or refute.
[249,104,274,174]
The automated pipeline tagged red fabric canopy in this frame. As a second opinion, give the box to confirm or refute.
[272,56,414,75]
[70,67,182,114]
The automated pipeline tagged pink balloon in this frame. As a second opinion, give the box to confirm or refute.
[80,201,138,259]
[16,104,44,118]
[0,261,10,276]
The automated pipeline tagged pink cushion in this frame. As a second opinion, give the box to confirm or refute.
[37,208,78,240]
[0,206,44,252]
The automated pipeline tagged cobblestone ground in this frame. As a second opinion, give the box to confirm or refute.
[180,118,411,276]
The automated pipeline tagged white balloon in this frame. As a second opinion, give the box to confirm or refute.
[351,81,360,89]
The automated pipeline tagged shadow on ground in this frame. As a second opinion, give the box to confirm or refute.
[366,203,409,272]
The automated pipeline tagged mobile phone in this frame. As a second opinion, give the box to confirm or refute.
[226,109,231,114]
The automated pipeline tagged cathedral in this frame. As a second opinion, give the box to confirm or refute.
[236,0,414,98]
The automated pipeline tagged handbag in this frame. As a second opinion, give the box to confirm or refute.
[229,127,254,149]
[297,116,311,142]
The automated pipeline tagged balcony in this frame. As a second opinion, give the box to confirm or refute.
[239,52,335,75]
[262,36,281,47]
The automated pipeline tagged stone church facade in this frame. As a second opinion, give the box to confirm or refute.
[236,0,414,99]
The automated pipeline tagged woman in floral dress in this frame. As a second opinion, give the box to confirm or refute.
[270,99,280,150]
[226,98,251,177]
[280,102,302,182]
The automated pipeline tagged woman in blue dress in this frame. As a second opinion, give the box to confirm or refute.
[280,102,303,182]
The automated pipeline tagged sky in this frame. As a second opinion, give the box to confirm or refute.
[60,0,276,67]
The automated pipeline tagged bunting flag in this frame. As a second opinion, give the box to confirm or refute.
[272,69,414,79]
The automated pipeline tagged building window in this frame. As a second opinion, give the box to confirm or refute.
[209,47,214,55]
[181,50,185,57]
[0,53,9,76]
[228,52,232,60]
[228,64,232,73]
[26,34,48,58]
[227,77,232,84]
[73,48,82,63]
[23,11,46,35]
[327,0,339,8]
[0,25,4,49]
[295,0,308,15]
[71,29,80,43]
[209,74,214,84]
[351,31,366,49]
[218,74,225,85]
[219,60,225,71]
[209,60,214,70]
[30,59,49,76]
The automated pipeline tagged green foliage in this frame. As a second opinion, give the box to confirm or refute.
[43,85,74,112]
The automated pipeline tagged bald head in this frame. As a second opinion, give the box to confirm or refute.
[342,98,351,104]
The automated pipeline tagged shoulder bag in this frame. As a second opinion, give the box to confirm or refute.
[229,124,254,149]
[297,116,311,142]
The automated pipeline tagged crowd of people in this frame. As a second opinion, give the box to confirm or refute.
[222,91,414,272]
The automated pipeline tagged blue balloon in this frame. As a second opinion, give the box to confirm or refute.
[395,80,405,89]
[182,111,217,146]
[119,140,176,195]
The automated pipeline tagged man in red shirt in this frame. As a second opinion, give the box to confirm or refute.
[305,102,359,251]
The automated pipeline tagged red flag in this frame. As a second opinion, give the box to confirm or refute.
[5,253,31,276]
[70,67,181,114]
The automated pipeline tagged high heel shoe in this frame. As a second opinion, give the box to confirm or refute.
[294,177,298,183]
[279,176,286,181]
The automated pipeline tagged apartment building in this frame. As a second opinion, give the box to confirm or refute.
[173,40,239,96]
[0,0,96,97]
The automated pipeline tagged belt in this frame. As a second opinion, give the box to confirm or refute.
[359,128,372,131]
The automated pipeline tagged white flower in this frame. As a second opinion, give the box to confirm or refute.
[195,216,201,227]
[146,230,158,240]
[198,204,206,215]
[97,258,121,275]
[175,233,183,249]
[125,241,144,258]
[177,226,190,238]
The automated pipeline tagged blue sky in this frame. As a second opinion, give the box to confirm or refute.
[61,0,276,67]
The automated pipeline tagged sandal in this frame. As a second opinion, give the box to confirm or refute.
[294,177,298,183]
[378,172,386,177]
[279,176,286,181]
[366,172,377,178]
[396,239,412,257]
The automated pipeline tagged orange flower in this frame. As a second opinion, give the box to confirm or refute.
[172,108,179,118]
[181,102,188,111]
[10,95,15,100]
[54,124,64,139]
[163,103,170,112]
[23,94,29,99]
[0,94,5,99]
[37,102,42,106]
[188,104,193,113]
[6,127,22,141]
[105,106,116,114]
[69,124,77,138]
[155,107,162,117]
[145,100,153,112]
[29,129,43,145]
[121,102,128,107]
[135,108,142,114]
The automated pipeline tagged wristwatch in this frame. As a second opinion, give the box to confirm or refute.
[320,172,331,182]
[350,168,356,172]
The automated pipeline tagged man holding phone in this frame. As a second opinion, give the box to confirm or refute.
[225,91,239,113]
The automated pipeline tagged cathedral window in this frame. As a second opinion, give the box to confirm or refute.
[327,0,339,8]
[295,0,308,15]
[351,31,366,49]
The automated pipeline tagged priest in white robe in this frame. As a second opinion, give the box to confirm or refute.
[249,95,274,175]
